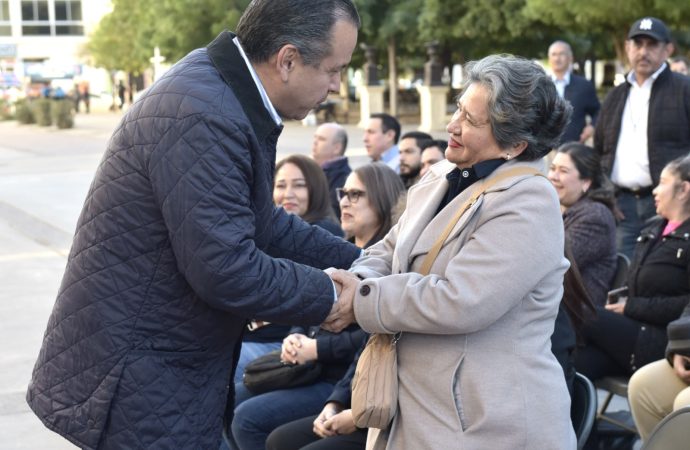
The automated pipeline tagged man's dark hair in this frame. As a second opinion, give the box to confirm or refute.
[400,131,433,147]
[236,0,360,67]
[421,139,447,154]
[370,113,401,144]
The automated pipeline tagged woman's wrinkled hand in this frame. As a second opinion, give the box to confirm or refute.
[281,333,317,365]
[323,409,356,436]
[313,402,342,438]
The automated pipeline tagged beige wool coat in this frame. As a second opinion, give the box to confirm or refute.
[351,159,577,450]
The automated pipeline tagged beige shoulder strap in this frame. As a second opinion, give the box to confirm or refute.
[419,167,544,275]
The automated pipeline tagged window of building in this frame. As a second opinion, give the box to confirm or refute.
[55,0,83,35]
[0,0,11,36]
[21,0,50,35]
[19,0,84,36]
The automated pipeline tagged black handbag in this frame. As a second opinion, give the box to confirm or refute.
[242,350,323,394]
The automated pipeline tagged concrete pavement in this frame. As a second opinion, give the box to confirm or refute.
[0,111,444,449]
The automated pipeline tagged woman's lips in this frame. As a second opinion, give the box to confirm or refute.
[448,138,461,148]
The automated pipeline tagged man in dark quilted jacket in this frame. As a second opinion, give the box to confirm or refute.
[25,1,362,449]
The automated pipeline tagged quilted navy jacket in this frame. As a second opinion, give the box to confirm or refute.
[26,31,360,450]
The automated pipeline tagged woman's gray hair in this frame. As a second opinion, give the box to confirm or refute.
[236,0,360,67]
[461,54,572,161]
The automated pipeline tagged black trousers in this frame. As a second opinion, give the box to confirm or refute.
[266,415,367,450]
[574,307,641,381]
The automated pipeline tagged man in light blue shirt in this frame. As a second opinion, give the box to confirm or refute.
[363,112,401,173]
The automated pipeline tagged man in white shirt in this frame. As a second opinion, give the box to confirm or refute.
[363,112,401,173]
[594,17,690,258]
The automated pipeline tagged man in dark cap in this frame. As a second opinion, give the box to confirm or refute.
[594,17,690,258]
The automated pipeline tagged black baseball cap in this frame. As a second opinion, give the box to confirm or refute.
[628,17,670,42]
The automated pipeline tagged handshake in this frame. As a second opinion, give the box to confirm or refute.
[321,268,361,333]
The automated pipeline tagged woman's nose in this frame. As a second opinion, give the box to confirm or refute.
[446,110,462,134]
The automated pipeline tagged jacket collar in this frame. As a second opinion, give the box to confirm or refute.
[207,31,281,142]
[399,159,545,271]
[625,63,670,88]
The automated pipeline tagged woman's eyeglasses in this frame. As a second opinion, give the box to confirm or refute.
[336,188,366,204]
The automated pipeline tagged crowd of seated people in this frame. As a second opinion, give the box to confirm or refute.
[626,155,690,443]
[575,155,690,383]
[225,162,405,450]
[232,155,343,386]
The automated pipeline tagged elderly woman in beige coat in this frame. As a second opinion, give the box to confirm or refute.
[325,55,577,449]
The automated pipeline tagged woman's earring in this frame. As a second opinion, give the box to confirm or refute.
[504,153,511,160]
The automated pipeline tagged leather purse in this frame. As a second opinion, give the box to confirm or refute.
[350,167,543,430]
[243,350,322,394]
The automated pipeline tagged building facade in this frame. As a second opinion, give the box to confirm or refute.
[0,0,111,100]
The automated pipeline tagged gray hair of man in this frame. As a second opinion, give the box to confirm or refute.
[548,40,573,57]
[461,54,572,161]
[236,0,360,67]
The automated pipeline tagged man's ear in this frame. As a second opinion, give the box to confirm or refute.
[276,44,300,83]
[384,129,396,144]
[680,180,690,199]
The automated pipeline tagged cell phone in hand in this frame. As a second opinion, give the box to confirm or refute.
[607,286,629,305]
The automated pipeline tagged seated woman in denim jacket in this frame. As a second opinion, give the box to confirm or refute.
[227,163,405,450]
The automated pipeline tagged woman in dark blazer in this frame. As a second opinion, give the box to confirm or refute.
[548,142,617,307]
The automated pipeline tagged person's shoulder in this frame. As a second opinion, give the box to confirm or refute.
[571,198,614,222]
[569,73,590,85]
[642,215,665,230]
[312,218,344,237]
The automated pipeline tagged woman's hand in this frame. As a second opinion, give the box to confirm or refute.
[672,354,690,384]
[281,333,317,365]
[604,298,627,315]
[323,409,356,436]
[313,402,342,438]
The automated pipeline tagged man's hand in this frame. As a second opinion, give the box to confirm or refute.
[322,270,359,333]
[313,402,341,438]
[324,267,343,297]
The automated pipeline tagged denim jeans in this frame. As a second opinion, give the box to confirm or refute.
[230,381,335,450]
[234,341,282,384]
[615,191,655,259]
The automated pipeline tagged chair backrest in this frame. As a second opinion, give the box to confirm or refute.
[610,253,630,290]
[641,406,690,450]
[571,372,597,450]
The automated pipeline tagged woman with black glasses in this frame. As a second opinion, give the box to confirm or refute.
[337,163,405,249]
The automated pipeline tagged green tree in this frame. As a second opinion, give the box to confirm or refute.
[355,0,423,115]
[151,0,250,63]
[88,0,249,77]
[87,0,153,75]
